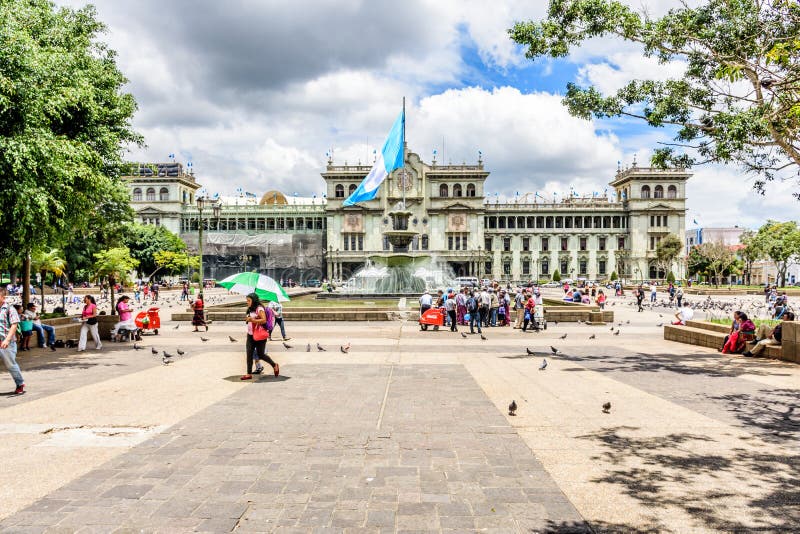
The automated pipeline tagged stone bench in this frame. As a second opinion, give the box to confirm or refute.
[664,322,785,360]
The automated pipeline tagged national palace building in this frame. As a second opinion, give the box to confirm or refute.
[123,147,690,284]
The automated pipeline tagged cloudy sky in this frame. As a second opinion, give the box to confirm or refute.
[57,0,798,228]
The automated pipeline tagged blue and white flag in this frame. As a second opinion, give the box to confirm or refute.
[344,109,405,206]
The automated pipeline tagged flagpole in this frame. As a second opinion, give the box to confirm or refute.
[402,96,406,209]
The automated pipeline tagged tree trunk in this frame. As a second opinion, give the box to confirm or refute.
[22,253,31,307]
[40,271,46,314]
[109,275,116,316]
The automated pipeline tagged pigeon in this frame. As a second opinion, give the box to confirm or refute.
[657,323,664,327]
[553,320,559,327]
[151,347,159,355]
[480,334,487,341]
[539,359,548,370]
[602,402,611,413]
[589,334,596,339]
[133,343,144,351]
[173,324,180,330]
[626,320,630,325]
[163,350,175,359]
[200,337,209,342]
[306,343,311,352]
[508,400,517,416]
[282,341,293,349]
[610,326,615,331]
[340,345,349,354]
[461,332,467,338]
[526,347,535,355]
[176,349,185,356]
[317,343,326,351]
[228,336,237,343]
[550,346,559,355]
[613,330,620,336]
[559,333,567,340]
[162,357,173,365]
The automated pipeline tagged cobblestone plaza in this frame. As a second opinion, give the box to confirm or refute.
[1,289,798,532]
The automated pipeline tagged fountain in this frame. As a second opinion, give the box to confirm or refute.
[335,203,455,296]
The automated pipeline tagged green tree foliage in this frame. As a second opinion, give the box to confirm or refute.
[31,248,65,313]
[655,234,683,277]
[552,269,561,282]
[0,0,140,307]
[63,182,134,280]
[510,0,800,194]
[93,247,138,314]
[739,229,762,285]
[691,242,737,287]
[122,224,187,279]
[666,271,676,284]
[152,251,200,278]
[749,220,800,286]
[609,270,618,281]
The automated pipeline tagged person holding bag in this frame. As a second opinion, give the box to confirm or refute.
[78,295,101,352]
[241,293,279,381]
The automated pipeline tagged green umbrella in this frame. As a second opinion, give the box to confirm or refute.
[217,272,290,302]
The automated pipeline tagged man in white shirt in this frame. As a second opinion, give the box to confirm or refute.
[419,291,433,317]
[267,300,290,340]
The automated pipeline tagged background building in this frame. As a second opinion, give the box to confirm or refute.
[125,150,691,284]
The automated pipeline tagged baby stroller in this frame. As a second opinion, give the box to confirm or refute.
[531,307,547,331]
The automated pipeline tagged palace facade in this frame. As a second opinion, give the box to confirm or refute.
[124,149,690,283]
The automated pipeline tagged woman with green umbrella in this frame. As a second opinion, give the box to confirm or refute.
[241,293,279,381]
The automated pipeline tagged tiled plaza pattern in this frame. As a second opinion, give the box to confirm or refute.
[0,365,585,533]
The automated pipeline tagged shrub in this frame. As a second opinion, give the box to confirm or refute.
[552,270,561,282]
[610,271,618,281]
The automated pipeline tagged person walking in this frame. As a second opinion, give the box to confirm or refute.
[268,299,290,340]
[650,282,657,303]
[455,288,467,326]
[0,289,24,394]
[468,291,481,334]
[513,288,525,329]
[479,287,490,328]
[636,285,645,312]
[180,282,189,302]
[419,290,432,317]
[241,293,279,380]
[676,287,683,308]
[191,293,208,332]
[522,291,536,332]
[77,295,101,352]
[445,291,457,332]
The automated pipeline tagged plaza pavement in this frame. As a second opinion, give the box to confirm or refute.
[0,289,798,533]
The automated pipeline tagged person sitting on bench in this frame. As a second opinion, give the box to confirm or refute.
[744,312,794,358]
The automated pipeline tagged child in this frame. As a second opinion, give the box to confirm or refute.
[15,304,34,351]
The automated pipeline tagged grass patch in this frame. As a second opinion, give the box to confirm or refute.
[710,318,780,328]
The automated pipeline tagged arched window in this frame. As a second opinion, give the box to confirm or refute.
[421,234,429,250]
[667,185,677,199]
[654,185,664,198]
[439,184,449,197]
[466,183,476,197]
[348,184,357,195]
[335,184,344,198]
[159,187,169,201]
[453,184,463,197]
[182,191,188,204]
[146,187,156,201]
[640,185,651,199]
[132,188,142,201]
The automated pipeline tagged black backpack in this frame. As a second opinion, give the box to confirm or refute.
[467,297,478,313]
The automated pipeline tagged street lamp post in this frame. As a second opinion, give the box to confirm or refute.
[196,196,205,289]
